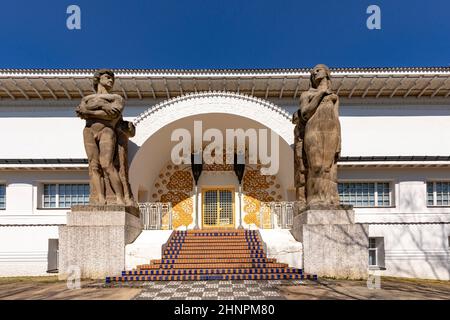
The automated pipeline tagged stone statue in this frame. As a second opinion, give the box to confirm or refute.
[75,69,135,206]
[292,108,307,206]
[294,64,341,206]
[115,117,137,206]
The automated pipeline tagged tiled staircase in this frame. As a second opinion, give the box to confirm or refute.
[106,229,317,282]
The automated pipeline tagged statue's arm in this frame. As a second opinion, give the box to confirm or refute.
[108,95,124,115]
[300,91,324,121]
[76,100,116,120]
[127,121,136,137]
[292,109,299,125]
[334,97,342,157]
[81,95,102,110]
[76,94,124,120]
[78,109,116,120]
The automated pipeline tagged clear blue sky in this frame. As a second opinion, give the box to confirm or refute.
[0,0,449,69]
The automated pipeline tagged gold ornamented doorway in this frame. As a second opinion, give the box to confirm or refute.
[202,187,235,228]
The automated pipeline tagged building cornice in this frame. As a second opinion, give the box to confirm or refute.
[1,67,450,100]
[1,66,449,76]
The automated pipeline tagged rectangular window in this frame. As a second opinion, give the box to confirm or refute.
[0,185,5,209]
[427,182,450,207]
[43,184,89,208]
[369,238,377,266]
[47,239,59,273]
[338,182,392,207]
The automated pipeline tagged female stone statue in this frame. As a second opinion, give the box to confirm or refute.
[298,64,341,206]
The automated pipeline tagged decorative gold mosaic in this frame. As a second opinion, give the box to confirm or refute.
[203,152,233,171]
[151,160,283,229]
[152,163,194,228]
[242,165,283,227]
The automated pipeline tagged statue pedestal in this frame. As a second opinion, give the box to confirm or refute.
[292,204,369,279]
[58,205,142,280]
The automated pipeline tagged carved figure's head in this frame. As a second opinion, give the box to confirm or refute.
[93,69,115,92]
[310,64,331,89]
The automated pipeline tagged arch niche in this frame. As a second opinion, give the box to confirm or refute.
[129,92,295,228]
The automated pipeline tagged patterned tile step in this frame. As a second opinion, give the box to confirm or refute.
[173,233,259,237]
[164,249,265,255]
[172,233,258,239]
[153,258,276,264]
[170,239,261,243]
[166,244,262,249]
[176,229,254,234]
[168,241,262,246]
[137,263,289,269]
[171,234,259,238]
[123,267,303,276]
[162,253,266,259]
[105,229,313,284]
[106,273,317,282]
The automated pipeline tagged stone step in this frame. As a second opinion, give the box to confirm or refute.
[170,237,259,242]
[175,229,255,234]
[166,242,261,250]
[122,267,303,276]
[168,241,261,246]
[152,258,276,264]
[106,273,317,282]
[164,249,265,255]
[172,234,255,238]
[162,253,266,259]
[137,262,289,269]
[106,229,316,283]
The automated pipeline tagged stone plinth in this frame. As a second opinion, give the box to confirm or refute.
[58,205,142,280]
[292,204,369,279]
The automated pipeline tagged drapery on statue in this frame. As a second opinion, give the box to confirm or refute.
[75,69,136,206]
[293,64,341,206]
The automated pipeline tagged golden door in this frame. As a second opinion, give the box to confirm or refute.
[202,188,234,228]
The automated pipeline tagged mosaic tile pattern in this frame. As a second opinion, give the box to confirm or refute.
[130,280,306,300]
[106,229,317,283]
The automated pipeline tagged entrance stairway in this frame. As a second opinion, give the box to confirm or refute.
[106,229,317,282]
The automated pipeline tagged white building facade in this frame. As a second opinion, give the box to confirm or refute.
[0,67,449,280]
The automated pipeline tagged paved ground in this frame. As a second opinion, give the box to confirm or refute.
[130,280,294,300]
[281,277,450,300]
[0,276,449,300]
[0,277,139,300]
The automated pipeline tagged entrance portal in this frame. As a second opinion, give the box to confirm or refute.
[202,188,234,228]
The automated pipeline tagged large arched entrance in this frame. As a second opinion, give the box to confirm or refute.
[129,92,295,230]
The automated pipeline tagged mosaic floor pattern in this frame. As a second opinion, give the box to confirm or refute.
[129,280,305,300]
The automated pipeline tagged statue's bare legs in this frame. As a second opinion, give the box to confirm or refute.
[99,127,125,205]
[83,127,107,205]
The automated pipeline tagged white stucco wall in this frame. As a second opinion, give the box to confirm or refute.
[0,225,59,276]
[0,170,88,225]
[125,230,172,270]
[1,94,450,279]
[339,168,450,223]
[369,224,450,280]
[1,98,450,159]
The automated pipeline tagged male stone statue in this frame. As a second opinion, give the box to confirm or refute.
[292,107,307,206]
[60,70,141,280]
[75,69,135,206]
[294,64,341,206]
[115,117,137,206]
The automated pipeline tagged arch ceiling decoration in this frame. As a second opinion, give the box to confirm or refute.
[131,91,294,147]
